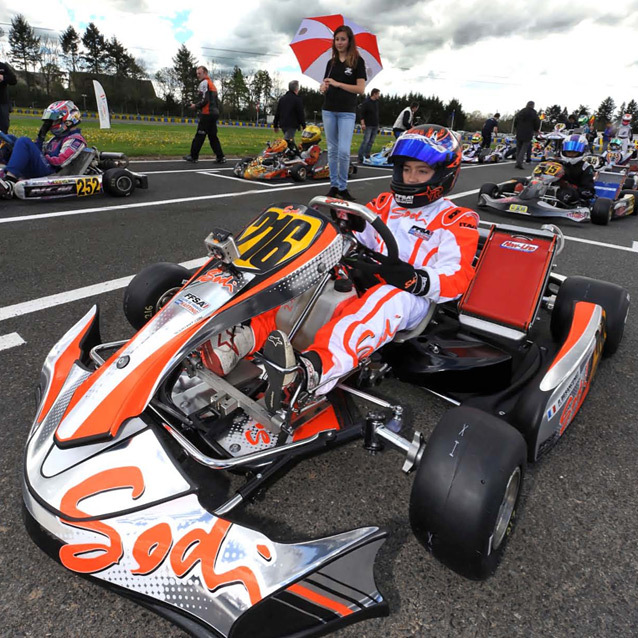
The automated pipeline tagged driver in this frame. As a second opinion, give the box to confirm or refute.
[0,100,86,198]
[556,133,596,205]
[200,125,480,412]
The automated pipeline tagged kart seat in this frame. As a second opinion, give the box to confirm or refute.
[458,225,558,341]
[56,147,98,176]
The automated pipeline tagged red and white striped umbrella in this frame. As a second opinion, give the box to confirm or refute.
[290,14,383,85]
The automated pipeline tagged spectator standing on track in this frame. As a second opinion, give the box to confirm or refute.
[481,113,500,149]
[320,24,366,201]
[392,102,419,138]
[184,66,225,164]
[0,60,17,133]
[273,80,306,142]
[357,88,380,163]
[513,101,540,169]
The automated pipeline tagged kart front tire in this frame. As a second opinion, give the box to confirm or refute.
[348,163,358,176]
[123,262,191,330]
[290,164,307,182]
[550,276,630,356]
[103,168,136,197]
[478,182,499,207]
[410,406,526,580]
[590,197,613,225]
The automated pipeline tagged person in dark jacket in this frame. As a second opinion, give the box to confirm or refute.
[183,66,225,163]
[481,113,500,149]
[513,101,541,169]
[0,61,17,133]
[273,80,306,142]
[357,88,380,162]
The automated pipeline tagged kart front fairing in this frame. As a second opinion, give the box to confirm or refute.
[23,202,390,637]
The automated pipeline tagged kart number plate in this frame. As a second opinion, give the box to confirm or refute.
[235,206,323,271]
[75,176,101,197]
[508,204,528,212]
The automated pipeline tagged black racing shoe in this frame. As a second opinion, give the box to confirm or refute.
[183,155,198,163]
[263,330,297,413]
[326,186,340,197]
[0,177,14,199]
[337,189,356,201]
[216,156,227,164]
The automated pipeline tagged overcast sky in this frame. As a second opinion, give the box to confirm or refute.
[1,0,638,117]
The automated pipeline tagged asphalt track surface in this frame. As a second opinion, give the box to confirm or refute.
[1,157,637,638]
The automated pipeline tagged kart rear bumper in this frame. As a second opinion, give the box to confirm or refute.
[479,194,590,222]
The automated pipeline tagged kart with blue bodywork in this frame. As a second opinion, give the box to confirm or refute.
[478,160,638,225]
[23,195,629,637]
[0,131,148,200]
[361,141,395,167]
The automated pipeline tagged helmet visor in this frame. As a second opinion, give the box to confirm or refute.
[562,138,587,154]
[42,107,63,121]
[389,135,451,167]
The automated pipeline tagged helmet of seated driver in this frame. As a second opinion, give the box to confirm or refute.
[622,113,632,126]
[388,124,462,208]
[561,133,588,164]
[301,124,321,145]
[42,100,81,137]
[578,115,589,127]
[609,137,622,151]
[471,132,482,144]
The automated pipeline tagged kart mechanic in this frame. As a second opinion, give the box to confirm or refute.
[555,133,596,205]
[0,100,86,198]
[201,125,480,413]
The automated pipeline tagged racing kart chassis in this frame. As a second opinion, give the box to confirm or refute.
[23,197,629,637]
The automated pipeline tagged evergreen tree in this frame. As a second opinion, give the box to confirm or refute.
[250,69,273,111]
[616,101,626,122]
[39,37,64,97]
[626,99,638,132]
[223,66,250,118]
[172,44,197,105]
[545,104,562,125]
[445,98,466,131]
[595,97,615,125]
[8,14,40,87]
[106,37,133,77]
[81,23,107,74]
[59,25,80,73]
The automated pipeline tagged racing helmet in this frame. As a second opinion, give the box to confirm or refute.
[42,100,81,137]
[268,138,288,154]
[554,123,566,132]
[471,132,482,144]
[560,133,588,164]
[578,115,589,127]
[389,124,462,208]
[609,137,622,151]
[622,113,632,125]
[301,124,321,145]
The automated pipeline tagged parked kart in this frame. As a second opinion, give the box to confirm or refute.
[233,138,357,182]
[596,148,638,171]
[361,141,395,167]
[529,138,547,162]
[478,160,638,224]
[0,131,147,200]
[462,140,503,164]
[503,137,517,159]
[23,196,629,637]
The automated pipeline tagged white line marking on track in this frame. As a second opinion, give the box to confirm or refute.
[0,332,26,351]
[140,167,234,175]
[562,235,638,253]
[198,171,282,187]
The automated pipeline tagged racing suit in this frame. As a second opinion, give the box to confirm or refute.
[557,161,596,205]
[189,76,224,161]
[616,123,634,154]
[247,193,479,394]
[2,128,86,179]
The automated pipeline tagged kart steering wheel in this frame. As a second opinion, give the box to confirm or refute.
[308,195,400,263]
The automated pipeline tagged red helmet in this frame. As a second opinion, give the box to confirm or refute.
[42,100,81,136]
[622,113,631,125]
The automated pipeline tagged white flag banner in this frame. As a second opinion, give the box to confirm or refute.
[92,80,111,129]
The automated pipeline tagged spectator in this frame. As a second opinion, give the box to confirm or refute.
[513,101,541,169]
[319,24,366,201]
[0,60,17,133]
[601,121,615,152]
[481,113,500,149]
[183,66,225,164]
[273,80,306,142]
[565,115,578,131]
[357,88,380,163]
[392,102,419,138]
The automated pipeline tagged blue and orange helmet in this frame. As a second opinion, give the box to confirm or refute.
[42,100,81,136]
[389,124,462,207]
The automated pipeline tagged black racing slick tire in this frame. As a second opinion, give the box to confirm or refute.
[103,168,136,197]
[590,197,613,225]
[410,406,526,580]
[478,182,499,207]
[550,276,630,356]
[348,163,358,176]
[123,262,191,330]
[290,164,308,182]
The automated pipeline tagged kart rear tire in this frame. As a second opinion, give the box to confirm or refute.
[233,160,248,177]
[619,189,638,215]
[348,163,358,176]
[103,168,136,197]
[410,406,526,580]
[478,149,488,163]
[590,197,613,225]
[478,182,499,207]
[550,276,630,356]
[290,164,308,182]
[123,262,191,330]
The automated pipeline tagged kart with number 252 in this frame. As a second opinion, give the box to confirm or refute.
[23,195,629,637]
[0,130,148,200]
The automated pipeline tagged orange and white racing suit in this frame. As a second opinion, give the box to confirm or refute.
[250,192,480,394]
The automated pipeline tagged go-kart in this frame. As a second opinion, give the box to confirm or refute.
[461,141,503,164]
[478,160,638,224]
[233,138,357,182]
[596,148,638,171]
[361,141,395,167]
[23,196,629,637]
[0,131,148,200]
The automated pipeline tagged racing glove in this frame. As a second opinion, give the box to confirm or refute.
[377,260,430,296]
